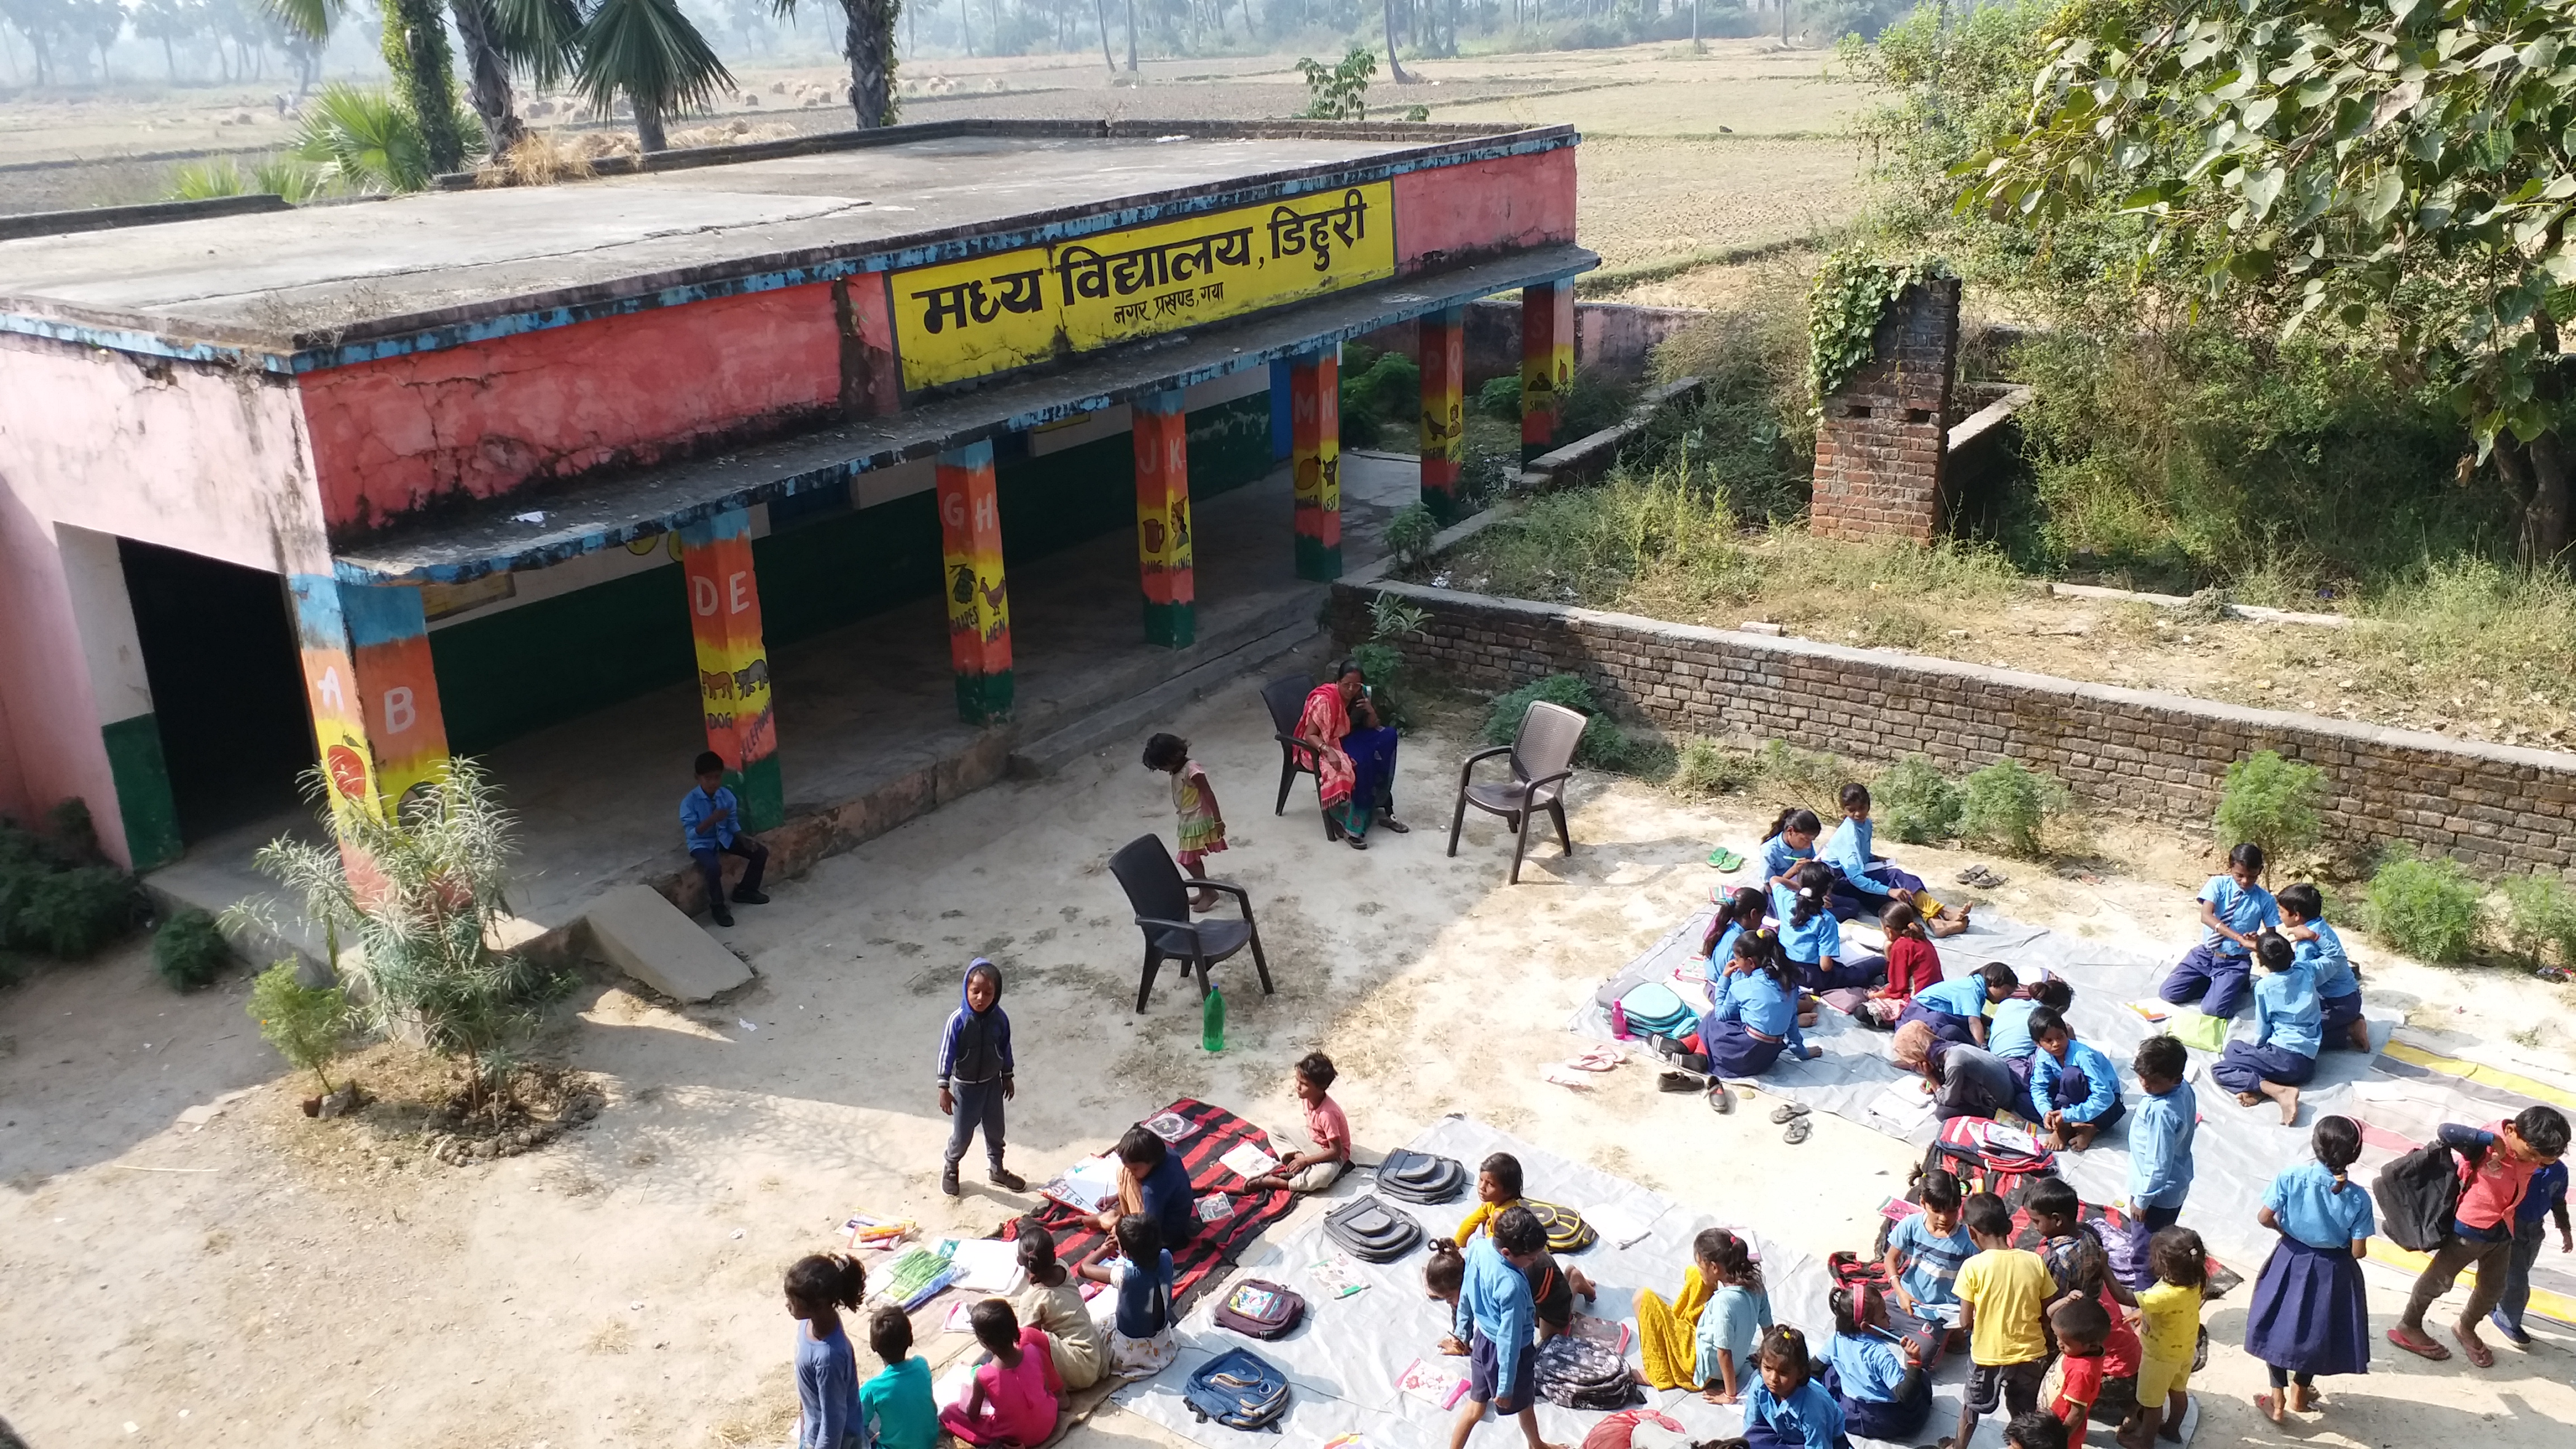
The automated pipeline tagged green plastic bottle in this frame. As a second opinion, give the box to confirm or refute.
[1202,984,1227,1053]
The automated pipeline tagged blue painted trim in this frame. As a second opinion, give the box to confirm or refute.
[340,579,428,648]
[938,437,997,471]
[1268,358,1294,461]
[1134,388,1187,418]
[0,134,1578,377]
[678,504,752,550]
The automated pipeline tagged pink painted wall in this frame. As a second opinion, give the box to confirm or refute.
[1394,148,1579,273]
[0,334,334,867]
[297,281,846,533]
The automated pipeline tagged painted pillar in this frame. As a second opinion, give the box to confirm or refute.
[1418,306,1467,522]
[1289,349,1342,581]
[59,527,181,869]
[1131,390,1197,648]
[935,439,1015,723]
[678,508,782,831]
[1268,357,1295,462]
[1521,281,1576,464]
[288,576,449,822]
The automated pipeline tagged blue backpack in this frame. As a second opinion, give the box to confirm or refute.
[1185,1346,1292,1432]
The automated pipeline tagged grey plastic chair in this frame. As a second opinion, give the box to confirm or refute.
[1446,699,1584,883]
[1107,834,1273,1012]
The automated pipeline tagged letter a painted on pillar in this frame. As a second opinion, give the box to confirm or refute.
[936,439,1015,723]
[1132,391,1197,648]
[1419,306,1466,522]
[1521,281,1576,465]
[287,576,451,822]
[679,508,783,831]
[1290,352,1342,580]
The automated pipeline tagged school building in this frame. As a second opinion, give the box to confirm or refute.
[0,120,1590,929]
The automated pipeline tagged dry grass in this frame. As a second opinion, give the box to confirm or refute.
[474,131,598,188]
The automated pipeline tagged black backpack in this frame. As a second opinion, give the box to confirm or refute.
[1535,1334,1642,1410]
[1324,1195,1425,1262]
[2373,1142,2465,1252]
[1523,1198,1597,1253]
[1377,1149,1467,1204]
[1185,1346,1292,1431]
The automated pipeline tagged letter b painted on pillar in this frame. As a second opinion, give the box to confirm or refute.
[288,576,450,822]
[679,508,782,830]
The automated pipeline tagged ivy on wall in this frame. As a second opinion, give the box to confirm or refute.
[1806,249,1956,413]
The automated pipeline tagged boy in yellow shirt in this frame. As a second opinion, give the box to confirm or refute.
[2118,1228,2207,1448]
[1951,1192,2057,1449]
[1454,1153,1526,1242]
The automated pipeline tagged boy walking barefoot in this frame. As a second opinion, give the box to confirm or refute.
[1448,1206,1565,1449]
[1949,1192,2056,1449]
[683,750,769,928]
[1246,1052,1351,1194]
[1142,733,1227,912]
[935,958,1024,1197]
[2388,1105,2572,1367]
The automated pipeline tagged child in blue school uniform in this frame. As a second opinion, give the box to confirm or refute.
[1823,1283,1931,1441]
[1927,976,2073,1124]
[2278,883,2368,1053]
[1881,1168,1976,1349]
[2211,932,2321,1126]
[2126,1036,2198,1232]
[2243,1116,2374,1427]
[2026,1007,2126,1152]
[1697,887,1769,988]
[1759,808,1824,891]
[1444,1207,1556,1449]
[682,749,769,928]
[1820,782,1973,936]
[1741,1326,1851,1449]
[1699,929,1821,1081]
[2160,844,2278,1017]
[1775,862,1884,992]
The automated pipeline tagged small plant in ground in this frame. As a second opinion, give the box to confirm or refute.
[1669,737,1753,797]
[2496,873,2576,970]
[247,960,350,1095]
[1753,738,1844,815]
[152,908,233,991]
[2362,846,2485,964]
[1481,673,1635,771]
[1295,48,1376,120]
[1477,375,1523,420]
[1959,757,2066,859]
[2213,749,2327,874]
[1385,504,1441,571]
[1873,753,1963,843]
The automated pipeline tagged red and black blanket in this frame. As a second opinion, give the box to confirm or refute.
[1000,1097,1296,1304]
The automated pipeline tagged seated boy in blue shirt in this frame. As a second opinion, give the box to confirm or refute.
[2278,883,2367,1052]
[682,749,769,928]
[2025,1007,2125,1151]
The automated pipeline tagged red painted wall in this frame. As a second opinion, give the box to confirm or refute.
[1394,148,1578,274]
[297,281,846,533]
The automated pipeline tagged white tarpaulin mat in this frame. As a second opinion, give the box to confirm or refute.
[1109,1116,2046,1449]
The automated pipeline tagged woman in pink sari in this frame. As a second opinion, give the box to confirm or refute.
[1296,659,1405,849]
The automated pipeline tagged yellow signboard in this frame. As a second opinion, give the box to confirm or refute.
[892,183,1396,391]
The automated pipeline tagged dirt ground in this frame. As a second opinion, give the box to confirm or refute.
[5,674,2574,1448]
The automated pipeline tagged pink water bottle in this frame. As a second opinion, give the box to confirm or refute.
[1610,1001,1631,1040]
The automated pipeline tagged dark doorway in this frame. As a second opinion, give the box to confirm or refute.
[120,540,312,842]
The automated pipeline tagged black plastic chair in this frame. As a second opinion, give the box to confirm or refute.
[1107,834,1275,1013]
[1446,700,1585,883]
[1261,673,1324,821]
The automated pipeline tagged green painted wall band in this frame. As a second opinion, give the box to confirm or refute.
[101,713,183,870]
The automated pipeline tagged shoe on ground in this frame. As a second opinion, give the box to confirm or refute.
[989,1164,1027,1192]
[2489,1309,2533,1346]
[941,1162,960,1197]
[1708,1082,1734,1114]
[731,887,770,905]
[1379,816,1411,834]
[711,907,736,929]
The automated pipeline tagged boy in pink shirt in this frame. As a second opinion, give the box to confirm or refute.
[941,1300,1062,1447]
[1248,1052,1351,1193]
[2388,1106,2569,1368]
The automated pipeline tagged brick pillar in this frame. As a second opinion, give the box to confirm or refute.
[1132,390,1196,648]
[1290,351,1342,580]
[287,576,449,821]
[1811,276,1961,543]
[679,506,783,830]
[1418,306,1466,521]
[1520,281,1575,463]
[936,439,1015,723]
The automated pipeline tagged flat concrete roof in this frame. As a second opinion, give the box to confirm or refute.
[0,120,1575,369]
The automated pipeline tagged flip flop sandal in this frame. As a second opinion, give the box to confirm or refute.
[1541,1064,1595,1090]
[1782,1117,1812,1144]
[2385,1327,2451,1362]
[2451,1325,2495,1368]
[1707,847,1746,872]
[1770,1102,1812,1124]
[1564,1046,1624,1072]
[1707,1082,1735,1114]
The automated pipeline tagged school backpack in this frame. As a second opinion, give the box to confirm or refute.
[1534,1334,1643,1410]
[1522,1198,1597,1253]
[1376,1149,1468,1205]
[2373,1141,2466,1253]
[1212,1278,1307,1340]
[1324,1195,1424,1263]
[1618,981,1699,1040]
[1827,1249,1892,1297]
[1579,1409,1685,1449]
[1185,1347,1292,1431]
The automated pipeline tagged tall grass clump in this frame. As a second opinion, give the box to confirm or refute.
[1481,673,1642,771]
[1874,753,1963,843]
[1959,757,2065,858]
[2362,846,2484,964]
[2497,873,2576,971]
[1670,737,1754,797]
[153,908,232,991]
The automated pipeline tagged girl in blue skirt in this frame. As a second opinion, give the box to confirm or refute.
[1699,929,1818,1079]
[1775,862,1886,993]
[2243,1116,2373,1427]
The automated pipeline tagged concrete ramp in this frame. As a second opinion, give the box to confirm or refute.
[586,884,752,1002]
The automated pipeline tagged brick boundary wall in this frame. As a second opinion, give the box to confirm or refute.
[1329,577,2575,878]
[1812,277,1961,544]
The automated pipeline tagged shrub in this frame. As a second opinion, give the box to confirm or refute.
[246,960,350,1095]
[2496,873,2576,969]
[1670,737,1753,796]
[1339,346,1421,449]
[2213,750,2327,872]
[1385,503,1441,571]
[153,908,233,991]
[1874,753,1963,843]
[2363,847,2485,963]
[1959,757,2064,858]
[1477,375,1523,421]
[1481,673,1634,770]
[8,865,140,958]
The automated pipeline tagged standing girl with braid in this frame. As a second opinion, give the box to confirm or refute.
[2243,1117,2375,1426]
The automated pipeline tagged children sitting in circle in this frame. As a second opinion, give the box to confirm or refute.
[2277,882,2368,1052]
[2159,844,2278,1018]
[1820,781,1971,937]
[2209,932,2321,1125]
[1697,887,1770,988]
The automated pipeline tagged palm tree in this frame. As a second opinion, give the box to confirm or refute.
[768,0,899,130]
[267,0,469,174]
[574,0,732,154]
[1381,0,1412,84]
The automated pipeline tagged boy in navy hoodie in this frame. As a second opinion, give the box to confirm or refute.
[936,957,1023,1196]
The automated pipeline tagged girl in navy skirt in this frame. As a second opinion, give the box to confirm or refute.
[1822,1282,1931,1441]
[2210,933,2321,1126]
[1775,862,1886,992]
[2244,1116,2374,1426]
[1699,929,1818,1078]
